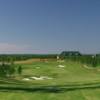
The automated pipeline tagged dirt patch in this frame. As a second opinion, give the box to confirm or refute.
[15,58,49,64]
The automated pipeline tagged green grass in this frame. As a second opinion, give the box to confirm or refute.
[0,60,100,99]
[20,61,100,84]
[0,89,100,100]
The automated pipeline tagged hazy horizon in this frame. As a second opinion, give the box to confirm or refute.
[0,0,100,54]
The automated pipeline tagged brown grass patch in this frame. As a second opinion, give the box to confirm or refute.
[15,58,55,64]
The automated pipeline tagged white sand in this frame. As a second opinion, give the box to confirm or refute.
[22,78,30,81]
[58,65,65,68]
[22,76,53,81]
[30,76,53,80]
[30,77,44,80]
[42,76,53,80]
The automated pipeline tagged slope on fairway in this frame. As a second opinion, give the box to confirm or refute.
[21,60,100,85]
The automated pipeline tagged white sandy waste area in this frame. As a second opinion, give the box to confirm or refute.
[22,76,53,81]
[58,65,65,68]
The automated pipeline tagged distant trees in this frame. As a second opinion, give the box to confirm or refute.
[0,64,23,77]
[60,51,81,58]
[91,56,97,67]
[0,54,57,62]
[0,63,15,77]
[17,66,22,75]
[0,56,23,77]
[60,51,99,67]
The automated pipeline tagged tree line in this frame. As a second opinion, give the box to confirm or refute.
[0,58,22,77]
[60,51,100,67]
[0,54,57,61]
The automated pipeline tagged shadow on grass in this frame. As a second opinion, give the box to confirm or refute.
[0,83,100,93]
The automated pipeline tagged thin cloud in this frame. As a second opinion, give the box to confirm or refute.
[0,43,30,54]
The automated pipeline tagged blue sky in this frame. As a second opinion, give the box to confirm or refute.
[0,0,100,54]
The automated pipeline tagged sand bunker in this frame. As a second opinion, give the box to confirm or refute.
[30,77,44,80]
[58,65,65,68]
[22,78,30,81]
[23,76,53,81]
[30,76,53,80]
